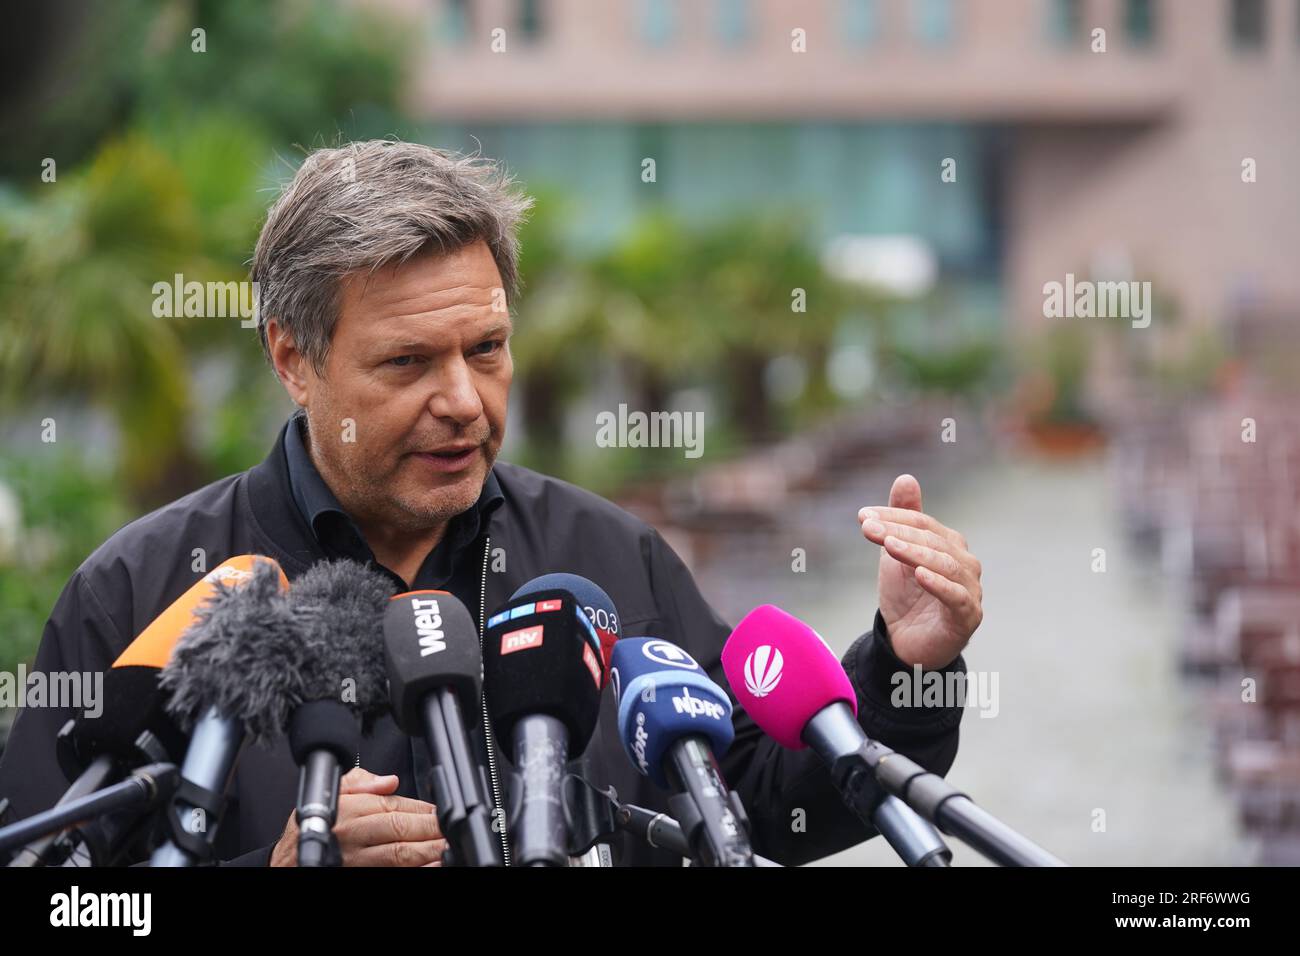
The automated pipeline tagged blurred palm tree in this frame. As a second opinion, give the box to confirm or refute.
[513,210,861,457]
[0,119,266,504]
[691,215,850,440]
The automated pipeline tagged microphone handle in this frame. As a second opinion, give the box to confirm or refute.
[0,761,172,861]
[663,736,755,867]
[807,703,1064,866]
[872,796,952,867]
[803,702,952,866]
[150,708,243,867]
[56,763,181,867]
[296,749,342,867]
[615,801,784,866]
[568,845,612,866]
[617,802,686,855]
[510,715,570,867]
[419,687,500,866]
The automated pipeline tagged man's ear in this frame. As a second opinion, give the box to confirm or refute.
[265,318,311,407]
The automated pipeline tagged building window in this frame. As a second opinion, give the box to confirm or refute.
[1046,0,1083,46]
[842,0,879,46]
[518,0,543,42]
[717,0,750,47]
[914,0,955,46]
[641,0,675,47]
[1229,0,1266,49]
[1124,0,1156,46]
[443,0,472,45]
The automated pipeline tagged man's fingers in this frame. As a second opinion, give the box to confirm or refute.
[269,810,300,867]
[338,809,444,846]
[882,535,967,584]
[858,506,964,548]
[888,473,923,512]
[882,534,982,603]
[913,565,982,624]
[347,839,449,868]
[339,768,399,796]
[342,792,439,820]
[862,518,952,556]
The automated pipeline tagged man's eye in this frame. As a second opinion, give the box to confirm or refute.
[387,355,418,367]
[471,340,503,357]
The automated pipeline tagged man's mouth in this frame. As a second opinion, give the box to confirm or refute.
[410,444,481,474]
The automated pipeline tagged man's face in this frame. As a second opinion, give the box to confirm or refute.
[296,240,512,532]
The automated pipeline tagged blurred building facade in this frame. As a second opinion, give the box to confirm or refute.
[370,0,1300,331]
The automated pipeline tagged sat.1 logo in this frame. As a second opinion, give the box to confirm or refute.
[743,645,784,698]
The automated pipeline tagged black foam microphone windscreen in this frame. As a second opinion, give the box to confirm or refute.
[383,589,483,734]
[483,588,605,756]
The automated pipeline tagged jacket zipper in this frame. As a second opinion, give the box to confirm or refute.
[478,534,511,866]
[352,540,509,865]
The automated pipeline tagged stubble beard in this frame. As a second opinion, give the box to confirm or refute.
[303,408,497,534]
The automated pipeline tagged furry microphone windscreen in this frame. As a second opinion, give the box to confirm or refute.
[159,559,305,746]
[288,558,397,732]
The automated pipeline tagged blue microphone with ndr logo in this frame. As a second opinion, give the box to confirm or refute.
[610,638,753,867]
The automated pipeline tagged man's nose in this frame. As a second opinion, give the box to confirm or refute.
[427,357,484,426]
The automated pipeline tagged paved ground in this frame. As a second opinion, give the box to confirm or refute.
[690,451,1254,866]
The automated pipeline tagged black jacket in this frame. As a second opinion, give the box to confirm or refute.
[0,417,966,866]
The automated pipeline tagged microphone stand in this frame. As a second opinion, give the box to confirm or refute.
[614,800,783,867]
[803,712,952,867]
[420,688,500,867]
[5,753,116,867]
[823,711,1065,867]
[566,778,782,866]
[0,763,179,860]
[664,737,755,867]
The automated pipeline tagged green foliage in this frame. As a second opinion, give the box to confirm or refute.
[0,452,130,672]
[512,209,867,454]
[0,0,414,648]
[1029,324,1095,425]
[0,133,205,498]
[131,0,411,149]
[890,340,1001,396]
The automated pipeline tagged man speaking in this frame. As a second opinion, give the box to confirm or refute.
[0,141,984,866]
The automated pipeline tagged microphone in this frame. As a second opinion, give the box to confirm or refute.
[721,605,951,866]
[510,572,620,866]
[11,555,280,867]
[151,557,297,866]
[484,589,606,866]
[0,763,180,862]
[384,590,499,867]
[723,605,1061,867]
[609,637,754,867]
[511,573,619,680]
[565,776,784,866]
[283,559,395,867]
[62,554,284,781]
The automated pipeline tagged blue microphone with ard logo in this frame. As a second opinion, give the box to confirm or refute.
[609,638,753,866]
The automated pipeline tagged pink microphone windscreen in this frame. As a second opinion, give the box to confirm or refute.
[721,604,857,749]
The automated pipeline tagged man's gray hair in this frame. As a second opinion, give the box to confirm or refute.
[251,140,533,371]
